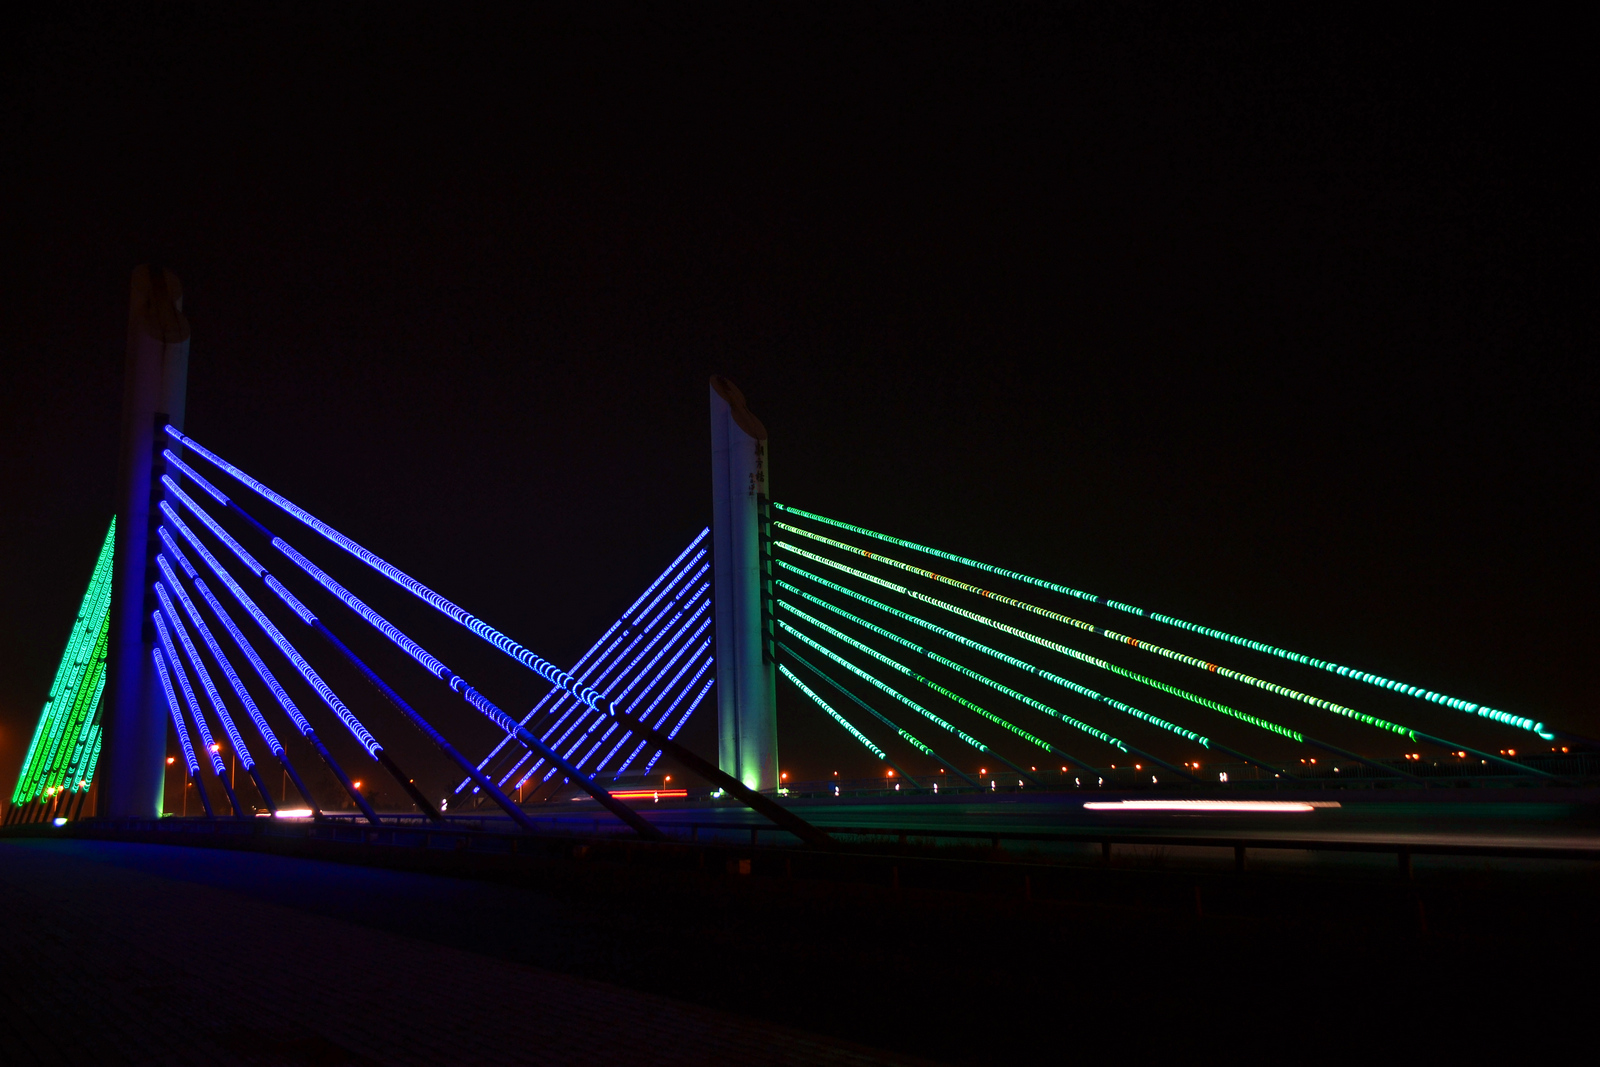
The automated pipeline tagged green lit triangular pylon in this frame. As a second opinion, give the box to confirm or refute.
[11,518,116,807]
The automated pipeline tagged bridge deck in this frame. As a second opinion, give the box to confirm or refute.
[0,839,923,1066]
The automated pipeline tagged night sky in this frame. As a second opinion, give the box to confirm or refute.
[2,5,1592,802]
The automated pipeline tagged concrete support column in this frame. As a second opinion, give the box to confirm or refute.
[100,266,189,819]
[709,376,778,793]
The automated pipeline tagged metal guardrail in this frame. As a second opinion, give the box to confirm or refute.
[16,812,1600,877]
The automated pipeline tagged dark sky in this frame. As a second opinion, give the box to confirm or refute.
[2,4,1592,801]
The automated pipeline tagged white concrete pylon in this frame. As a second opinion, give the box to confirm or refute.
[709,376,778,793]
[102,266,189,818]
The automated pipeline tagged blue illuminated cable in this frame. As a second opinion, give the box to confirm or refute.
[153,579,256,770]
[156,547,322,807]
[570,606,707,777]
[639,674,717,777]
[610,647,715,777]
[161,499,382,756]
[169,432,822,845]
[168,432,619,710]
[153,646,212,818]
[153,578,279,813]
[173,474,566,827]
[158,555,283,757]
[508,616,710,787]
[591,623,712,775]
[153,609,245,817]
[548,590,709,746]
[460,556,709,793]
[152,609,224,776]
[534,594,711,778]
[776,503,1560,741]
[153,647,200,778]
[158,526,368,817]
[540,597,707,760]
[611,653,717,779]
[508,572,710,790]
[164,457,660,838]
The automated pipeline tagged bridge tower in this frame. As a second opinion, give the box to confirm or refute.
[99,266,189,818]
[709,376,779,793]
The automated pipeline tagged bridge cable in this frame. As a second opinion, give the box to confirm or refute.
[464,592,707,792]
[776,566,1428,783]
[545,613,713,788]
[639,674,719,778]
[778,533,1543,778]
[154,579,277,813]
[162,493,436,818]
[594,634,713,776]
[13,519,114,805]
[530,595,711,789]
[167,427,831,847]
[779,589,1182,781]
[158,525,374,820]
[152,646,214,818]
[776,504,1560,742]
[611,652,716,779]
[778,661,919,786]
[779,546,1473,780]
[464,535,710,792]
[777,620,1046,785]
[157,552,319,813]
[780,644,979,788]
[152,609,246,817]
[528,584,711,787]
[163,459,660,836]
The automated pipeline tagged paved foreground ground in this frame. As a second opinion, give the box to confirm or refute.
[0,839,928,1066]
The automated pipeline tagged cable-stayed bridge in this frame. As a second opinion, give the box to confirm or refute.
[6,268,1595,863]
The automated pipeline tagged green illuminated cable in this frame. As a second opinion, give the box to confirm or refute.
[27,597,110,797]
[778,539,1416,742]
[782,597,1115,777]
[55,707,102,793]
[779,623,1041,783]
[40,619,109,795]
[778,663,889,759]
[79,730,104,791]
[779,577,1307,754]
[781,642,980,786]
[17,582,109,797]
[779,661,928,787]
[776,503,1551,738]
[780,543,1254,746]
[779,521,1409,740]
[782,602,1066,757]
[779,622,993,753]
[12,519,115,804]
[18,532,111,801]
